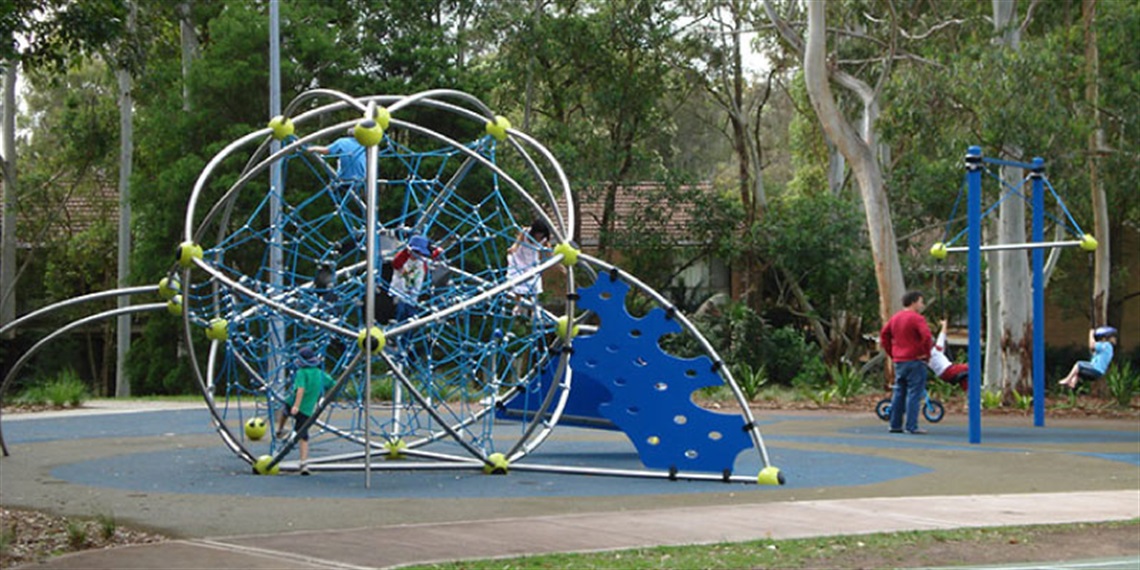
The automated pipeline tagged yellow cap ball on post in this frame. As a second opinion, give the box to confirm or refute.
[354,119,385,147]
[267,115,294,140]
[930,242,948,260]
[485,115,511,141]
[1079,234,1098,252]
[553,242,579,267]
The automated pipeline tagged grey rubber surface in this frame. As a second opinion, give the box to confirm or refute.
[2,401,1137,569]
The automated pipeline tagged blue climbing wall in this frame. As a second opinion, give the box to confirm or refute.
[500,274,753,475]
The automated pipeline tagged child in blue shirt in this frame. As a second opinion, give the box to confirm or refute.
[1059,326,1117,389]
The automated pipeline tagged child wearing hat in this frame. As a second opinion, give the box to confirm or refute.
[1059,326,1118,389]
[390,235,440,321]
[289,346,334,475]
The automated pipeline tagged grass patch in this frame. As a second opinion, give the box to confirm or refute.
[405,519,1140,570]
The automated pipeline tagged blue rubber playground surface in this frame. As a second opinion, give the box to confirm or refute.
[4,405,1137,500]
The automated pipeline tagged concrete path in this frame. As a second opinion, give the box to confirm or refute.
[2,402,1138,569]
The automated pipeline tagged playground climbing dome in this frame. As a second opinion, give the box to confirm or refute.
[2,88,784,486]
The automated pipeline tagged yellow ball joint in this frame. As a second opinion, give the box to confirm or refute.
[166,294,184,316]
[1079,234,1098,252]
[357,327,386,355]
[556,315,580,340]
[267,115,294,140]
[930,242,948,260]
[553,242,579,267]
[354,108,389,147]
[253,455,280,475]
[483,452,509,475]
[177,241,203,269]
[158,274,181,300]
[205,318,229,342]
[384,438,407,460]
[757,466,785,486]
[485,115,511,142]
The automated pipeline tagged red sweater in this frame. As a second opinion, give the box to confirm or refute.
[880,310,933,363]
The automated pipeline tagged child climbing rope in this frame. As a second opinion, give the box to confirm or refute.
[1058,326,1118,389]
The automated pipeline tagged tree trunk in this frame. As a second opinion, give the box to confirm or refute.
[997,153,1031,396]
[803,1,906,324]
[178,1,199,112]
[988,0,1032,398]
[1083,0,1110,325]
[0,62,16,338]
[115,0,137,397]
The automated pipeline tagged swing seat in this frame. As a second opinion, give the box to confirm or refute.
[1076,363,1105,381]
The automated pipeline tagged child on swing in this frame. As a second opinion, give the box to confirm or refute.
[1058,326,1118,389]
[927,319,969,390]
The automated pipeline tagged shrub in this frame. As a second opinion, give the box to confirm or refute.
[1104,361,1139,408]
[730,362,768,402]
[828,362,866,404]
[766,327,818,386]
[15,368,89,408]
[981,390,1003,410]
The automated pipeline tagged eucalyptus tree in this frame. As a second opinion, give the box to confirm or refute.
[1,0,127,336]
[493,0,685,259]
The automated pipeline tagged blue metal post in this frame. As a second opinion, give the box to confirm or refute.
[1031,158,1045,427]
[966,146,983,444]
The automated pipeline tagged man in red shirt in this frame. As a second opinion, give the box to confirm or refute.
[880,291,934,434]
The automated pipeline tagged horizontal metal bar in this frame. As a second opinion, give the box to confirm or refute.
[945,240,1083,253]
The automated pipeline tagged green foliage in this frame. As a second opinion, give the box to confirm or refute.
[927,377,961,401]
[65,521,88,550]
[1104,361,1139,408]
[16,369,90,407]
[730,362,768,402]
[96,513,117,541]
[981,390,1003,410]
[1012,390,1033,411]
[828,362,867,404]
[769,327,821,386]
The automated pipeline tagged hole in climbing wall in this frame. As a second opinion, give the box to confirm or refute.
[600,291,612,300]
[606,344,620,353]
[630,329,642,338]
[585,359,597,367]
[708,431,722,441]
[685,449,698,459]
[613,377,627,386]
[633,356,648,367]
[654,382,668,391]
[673,414,687,425]
[627,406,640,415]
[685,369,697,378]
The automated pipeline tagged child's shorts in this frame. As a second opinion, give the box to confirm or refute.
[292,412,312,441]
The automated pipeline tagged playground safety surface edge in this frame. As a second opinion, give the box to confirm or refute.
[2,401,1138,569]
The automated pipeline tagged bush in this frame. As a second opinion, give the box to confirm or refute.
[828,362,867,403]
[730,362,768,402]
[765,326,818,386]
[15,368,89,407]
[1104,361,1139,408]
